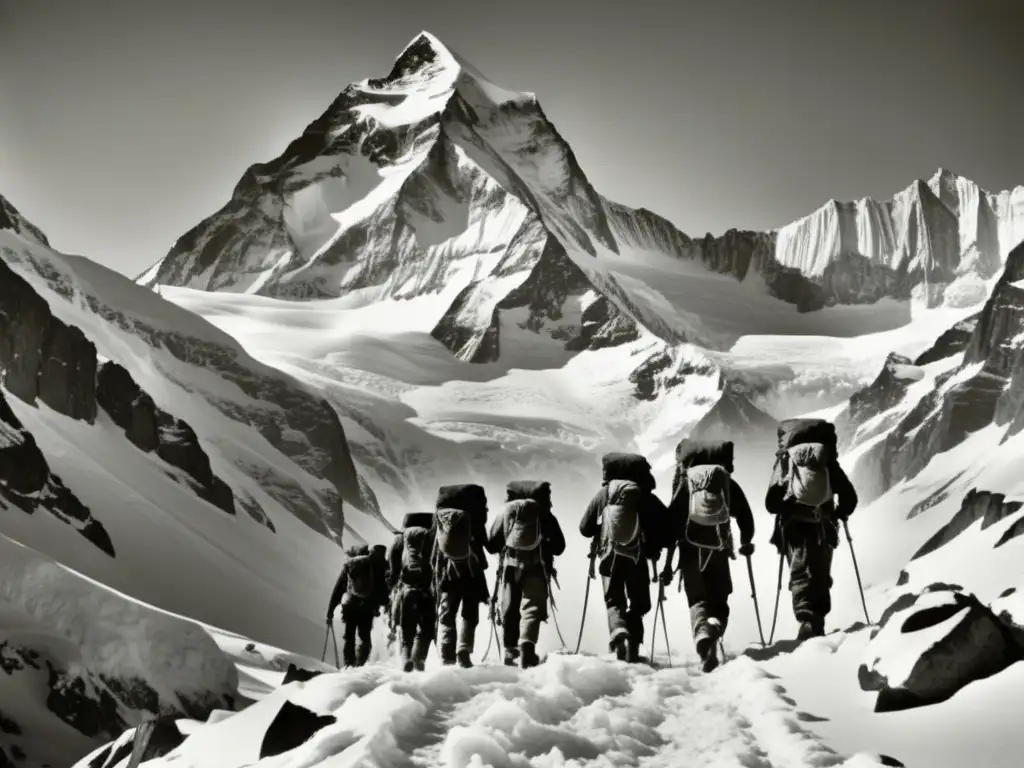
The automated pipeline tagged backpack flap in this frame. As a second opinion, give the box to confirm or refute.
[346,554,374,598]
[686,465,732,527]
[600,480,642,563]
[684,465,733,554]
[785,442,833,520]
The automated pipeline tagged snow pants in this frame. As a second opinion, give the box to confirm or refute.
[436,577,482,662]
[678,544,733,646]
[499,565,549,649]
[394,585,435,665]
[782,521,836,627]
[601,557,652,648]
[340,594,375,667]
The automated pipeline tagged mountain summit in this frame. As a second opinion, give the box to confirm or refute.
[139,32,1024,362]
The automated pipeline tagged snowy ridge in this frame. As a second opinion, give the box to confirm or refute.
[0,533,239,766]
[141,34,1024,366]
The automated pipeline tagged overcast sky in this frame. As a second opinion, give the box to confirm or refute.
[1,0,1022,276]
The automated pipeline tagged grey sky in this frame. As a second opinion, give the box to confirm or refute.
[1,0,1022,277]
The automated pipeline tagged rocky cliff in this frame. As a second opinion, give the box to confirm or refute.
[95,362,238,518]
[0,388,113,556]
[1,202,381,543]
[848,241,1024,502]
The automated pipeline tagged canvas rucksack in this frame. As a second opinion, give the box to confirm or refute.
[504,499,543,558]
[435,507,474,564]
[684,464,735,555]
[346,553,375,599]
[600,479,643,563]
[783,442,833,520]
[400,526,432,587]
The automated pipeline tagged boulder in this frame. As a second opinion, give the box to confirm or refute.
[259,700,336,759]
[859,585,1021,712]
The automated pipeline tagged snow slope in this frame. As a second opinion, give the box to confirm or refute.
[73,653,901,768]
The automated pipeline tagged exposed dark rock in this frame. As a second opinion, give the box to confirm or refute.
[838,353,919,445]
[896,569,909,586]
[45,664,125,741]
[96,360,235,515]
[282,664,325,685]
[0,258,98,422]
[913,489,1024,559]
[0,388,115,557]
[259,700,337,759]
[95,717,188,767]
[859,586,1020,712]
[914,313,981,366]
[628,348,716,402]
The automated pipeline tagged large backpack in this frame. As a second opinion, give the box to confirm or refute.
[435,507,474,564]
[775,418,836,522]
[600,479,644,564]
[346,552,375,599]
[400,526,433,587]
[675,439,735,555]
[504,500,543,553]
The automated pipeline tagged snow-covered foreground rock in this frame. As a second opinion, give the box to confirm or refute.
[73,653,902,768]
[0,534,240,767]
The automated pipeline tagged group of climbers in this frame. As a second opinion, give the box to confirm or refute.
[325,416,859,675]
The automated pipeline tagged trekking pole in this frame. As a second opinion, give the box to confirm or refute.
[657,585,672,668]
[767,552,785,645]
[842,519,872,625]
[745,554,766,647]
[549,595,570,649]
[573,549,596,654]
[321,621,331,662]
[650,580,662,662]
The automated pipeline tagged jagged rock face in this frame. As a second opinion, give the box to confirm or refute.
[913,489,1024,559]
[837,353,922,448]
[0,259,97,422]
[914,313,980,366]
[2,244,380,541]
[0,194,49,247]
[96,361,238,517]
[850,242,1024,503]
[858,585,1021,712]
[0,389,114,556]
[140,35,1024,361]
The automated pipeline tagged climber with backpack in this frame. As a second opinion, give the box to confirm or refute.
[764,418,858,641]
[433,484,490,667]
[326,544,379,667]
[485,480,566,669]
[661,438,755,673]
[579,452,665,663]
[387,512,437,672]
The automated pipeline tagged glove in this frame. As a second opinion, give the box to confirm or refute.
[326,608,335,623]
[659,568,674,587]
[738,542,755,557]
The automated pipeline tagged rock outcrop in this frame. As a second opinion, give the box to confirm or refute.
[0,259,97,423]
[913,489,1024,560]
[95,362,237,517]
[914,313,980,366]
[837,353,923,448]
[0,389,114,556]
[859,585,1021,712]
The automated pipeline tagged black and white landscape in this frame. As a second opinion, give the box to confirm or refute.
[0,29,1023,768]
